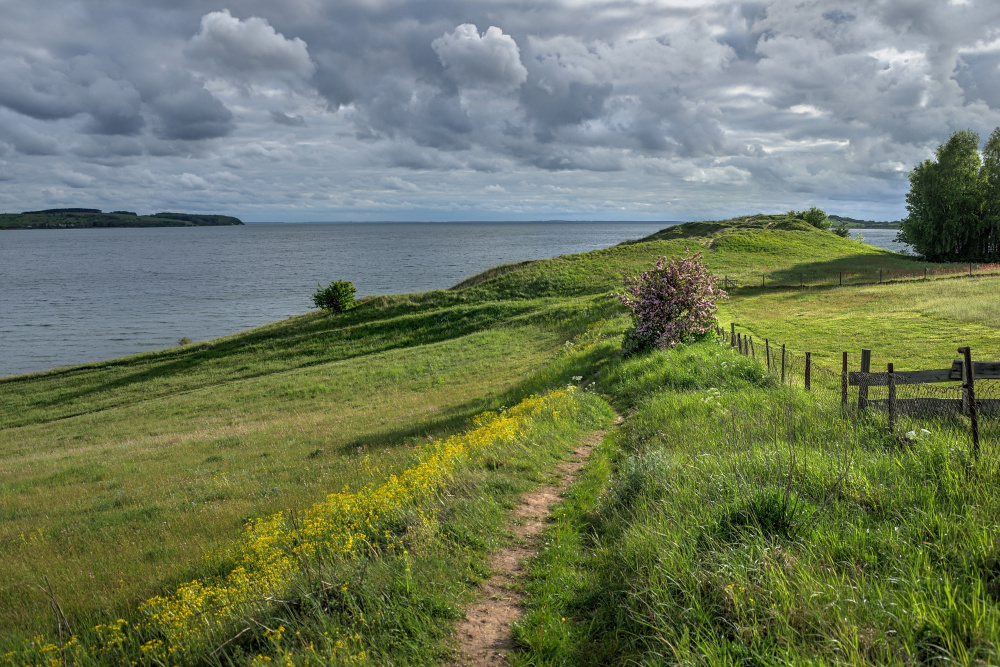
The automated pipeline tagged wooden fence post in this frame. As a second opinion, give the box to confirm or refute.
[766,339,771,371]
[887,362,898,431]
[781,344,786,384]
[959,346,980,459]
[805,352,811,391]
[762,274,765,288]
[841,352,848,406]
[839,271,842,286]
[858,349,872,410]
[731,323,735,347]
[879,269,883,284]
[750,336,755,359]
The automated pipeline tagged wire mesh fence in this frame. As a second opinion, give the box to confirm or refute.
[718,262,1000,291]
[719,324,998,456]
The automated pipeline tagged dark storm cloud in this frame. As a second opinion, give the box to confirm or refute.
[521,81,614,141]
[148,84,234,141]
[716,2,769,61]
[311,53,359,109]
[0,58,84,121]
[0,55,144,134]
[270,111,306,126]
[0,116,61,155]
[955,51,1000,110]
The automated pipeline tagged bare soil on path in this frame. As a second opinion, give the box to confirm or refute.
[450,428,609,666]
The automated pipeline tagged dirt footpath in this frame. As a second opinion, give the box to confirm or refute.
[451,428,608,666]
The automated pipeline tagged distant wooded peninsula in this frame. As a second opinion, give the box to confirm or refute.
[828,214,901,229]
[0,208,243,229]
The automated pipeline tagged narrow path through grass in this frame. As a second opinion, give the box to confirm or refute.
[452,423,615,665]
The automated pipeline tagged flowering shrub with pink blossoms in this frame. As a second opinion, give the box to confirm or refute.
[612,252,727,355]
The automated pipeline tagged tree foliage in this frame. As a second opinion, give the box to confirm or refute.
[313,280,357,313]
[612,252,727,355]
[800,206,830,230]
[898,128,1000,261]
[785,207,830,230]
[832,223,851,238]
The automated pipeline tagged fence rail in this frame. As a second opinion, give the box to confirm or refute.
[848,361,1000,385]
[719,263,1000,291]
[722,323,998,459]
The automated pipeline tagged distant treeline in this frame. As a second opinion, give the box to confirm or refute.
[23,208,104,214]
[829,215,901,229]
[0,208,243,230]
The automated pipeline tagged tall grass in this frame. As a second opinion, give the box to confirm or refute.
[516,341,1000,665]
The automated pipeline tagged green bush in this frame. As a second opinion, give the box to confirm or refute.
[312,280,357,313]
[802,206,829,229]
[787,206,831,230]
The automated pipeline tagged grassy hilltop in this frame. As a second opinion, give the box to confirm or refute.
[2,214,1000,665]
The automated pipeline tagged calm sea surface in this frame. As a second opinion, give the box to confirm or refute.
[852,228,912,254]
[1,222,674,377]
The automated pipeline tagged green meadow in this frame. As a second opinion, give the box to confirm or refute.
[2,214,999,665]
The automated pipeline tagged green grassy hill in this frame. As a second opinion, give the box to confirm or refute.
[2,214,999,665]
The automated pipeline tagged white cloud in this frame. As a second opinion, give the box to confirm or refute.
[682,165,751,185]
[433,25,528,91]
[179,172,209,190]
[57,169,96,188]
[187,10,315,79]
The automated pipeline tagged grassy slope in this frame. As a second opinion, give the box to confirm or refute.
[0,293,616,638]
[3,213,1000,663]
[719,279,1000,391]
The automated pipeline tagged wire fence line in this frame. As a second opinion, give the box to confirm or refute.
[719,262,1000,292]
[718,324,998,456]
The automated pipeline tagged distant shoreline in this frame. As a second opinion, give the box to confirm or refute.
[0,209,243,230]
[828,214,901,229]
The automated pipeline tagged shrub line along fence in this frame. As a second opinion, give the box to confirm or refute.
[719,262,1000,291]
[720,323,998,458]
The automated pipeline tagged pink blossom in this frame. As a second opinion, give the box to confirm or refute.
[611,252,727,354]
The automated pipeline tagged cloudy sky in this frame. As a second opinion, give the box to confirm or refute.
[1,0,998,222]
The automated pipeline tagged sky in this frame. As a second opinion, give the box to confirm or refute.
[1,0,999,222]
